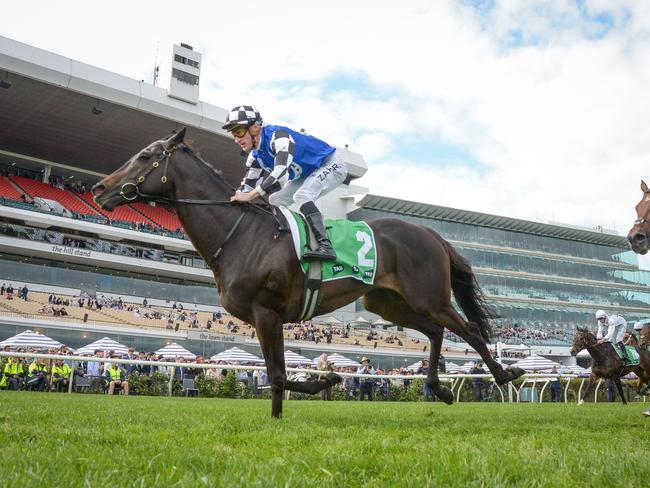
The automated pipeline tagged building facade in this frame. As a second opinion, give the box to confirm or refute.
[349,195,650,346]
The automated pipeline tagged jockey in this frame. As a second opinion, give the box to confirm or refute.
[595,310,629,363]
[632,321,648,350]
[631,321,643,346]
[223,105,348,261]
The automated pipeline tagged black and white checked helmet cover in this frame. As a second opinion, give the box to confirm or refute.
[222,105,262,130]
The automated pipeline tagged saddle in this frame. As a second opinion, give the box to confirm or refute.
[614,344,640,367]
[278,208,378,321]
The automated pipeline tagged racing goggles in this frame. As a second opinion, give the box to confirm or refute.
[229,125,249,138]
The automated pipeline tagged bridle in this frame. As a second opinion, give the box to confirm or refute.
[116,142,287,266]
[118,146,175,202]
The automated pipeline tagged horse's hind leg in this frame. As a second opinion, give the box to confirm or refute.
[285,374,342,395]
[427,305,523,386]
[252,306,288,418]
[633,368,649,396]
[427,326,454,404]
[364,289,453,404]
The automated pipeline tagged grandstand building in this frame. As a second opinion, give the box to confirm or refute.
[350,195,650,348]
[0,35,646,365]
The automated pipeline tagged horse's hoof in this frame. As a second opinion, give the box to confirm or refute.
[435,387,454,405]
[325,372,342,386]
[509,367,526,381]
[577,399,584,406]
[495,367,525,386]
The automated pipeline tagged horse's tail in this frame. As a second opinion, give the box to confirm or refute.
[445,241,497,343]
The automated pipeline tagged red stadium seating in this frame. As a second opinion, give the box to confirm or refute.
[10,176,99,216]
[0,176,23,201]
[130,202,182,231]
[78,192,157,225]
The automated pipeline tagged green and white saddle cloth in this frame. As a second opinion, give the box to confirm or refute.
[615,345,640,366]
[279,208,377,285]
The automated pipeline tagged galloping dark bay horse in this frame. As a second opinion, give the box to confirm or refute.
[570,328,650,403]
[92,129,525,417]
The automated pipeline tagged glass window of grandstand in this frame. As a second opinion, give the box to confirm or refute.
[0,255,218,305]
[0,222,203,269]
[476,273,650,308]
[455,247,650,287]
[349,208,639,265]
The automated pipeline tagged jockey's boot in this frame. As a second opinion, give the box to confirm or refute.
[300,203,336,261]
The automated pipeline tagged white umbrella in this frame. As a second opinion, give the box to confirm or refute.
[320,353,360,368]
[459,361,476,373]
[565,364,589,375]
[320,316,342,325]
[156,342,196,360]
[75,337,130,356]
[284,350,313,366]
[444,362,461,374]
[211,347,264,364]
[352,316,371,324]
[373,318,392,326]
[0,329,64,350]
[407,360,427,371]
[406,360,460,373]
[510,354,559,372]
[502,343,530,351]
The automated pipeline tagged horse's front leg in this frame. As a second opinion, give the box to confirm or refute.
[614,377,627,404]
[252,306,287,418]
[579,375,597,405]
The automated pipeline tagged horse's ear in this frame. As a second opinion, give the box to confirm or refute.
[641,180,649,193]
[168,127,187,146]
[576,327,586,333]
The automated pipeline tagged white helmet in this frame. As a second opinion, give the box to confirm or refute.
[595,310,607,320]
[634,321,645,331]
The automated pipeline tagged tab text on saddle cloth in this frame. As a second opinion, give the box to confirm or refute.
[281,209,377,285]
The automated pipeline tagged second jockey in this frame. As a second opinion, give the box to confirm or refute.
[223,105,347,261]
[595,309,629,363]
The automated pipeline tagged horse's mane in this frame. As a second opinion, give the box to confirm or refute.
[178,141,226,181]
[576,327,595,339]
[181,139,200,157]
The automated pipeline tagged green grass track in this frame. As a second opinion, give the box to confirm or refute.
[0,392,648,487]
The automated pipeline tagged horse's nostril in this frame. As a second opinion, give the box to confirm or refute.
[634,233,647,243]
[91,184,106,197]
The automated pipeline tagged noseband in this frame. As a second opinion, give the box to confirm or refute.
[119,146,175,201]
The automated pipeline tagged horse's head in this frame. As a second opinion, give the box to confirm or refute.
[570,327,595,356]
[92,129,186,210]
[628,180,650,254]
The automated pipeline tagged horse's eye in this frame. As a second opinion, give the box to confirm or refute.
[139,153,152,161]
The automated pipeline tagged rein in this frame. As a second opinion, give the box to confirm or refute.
[117,143,287,265]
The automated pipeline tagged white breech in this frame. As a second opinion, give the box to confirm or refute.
[268,151,348,208]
